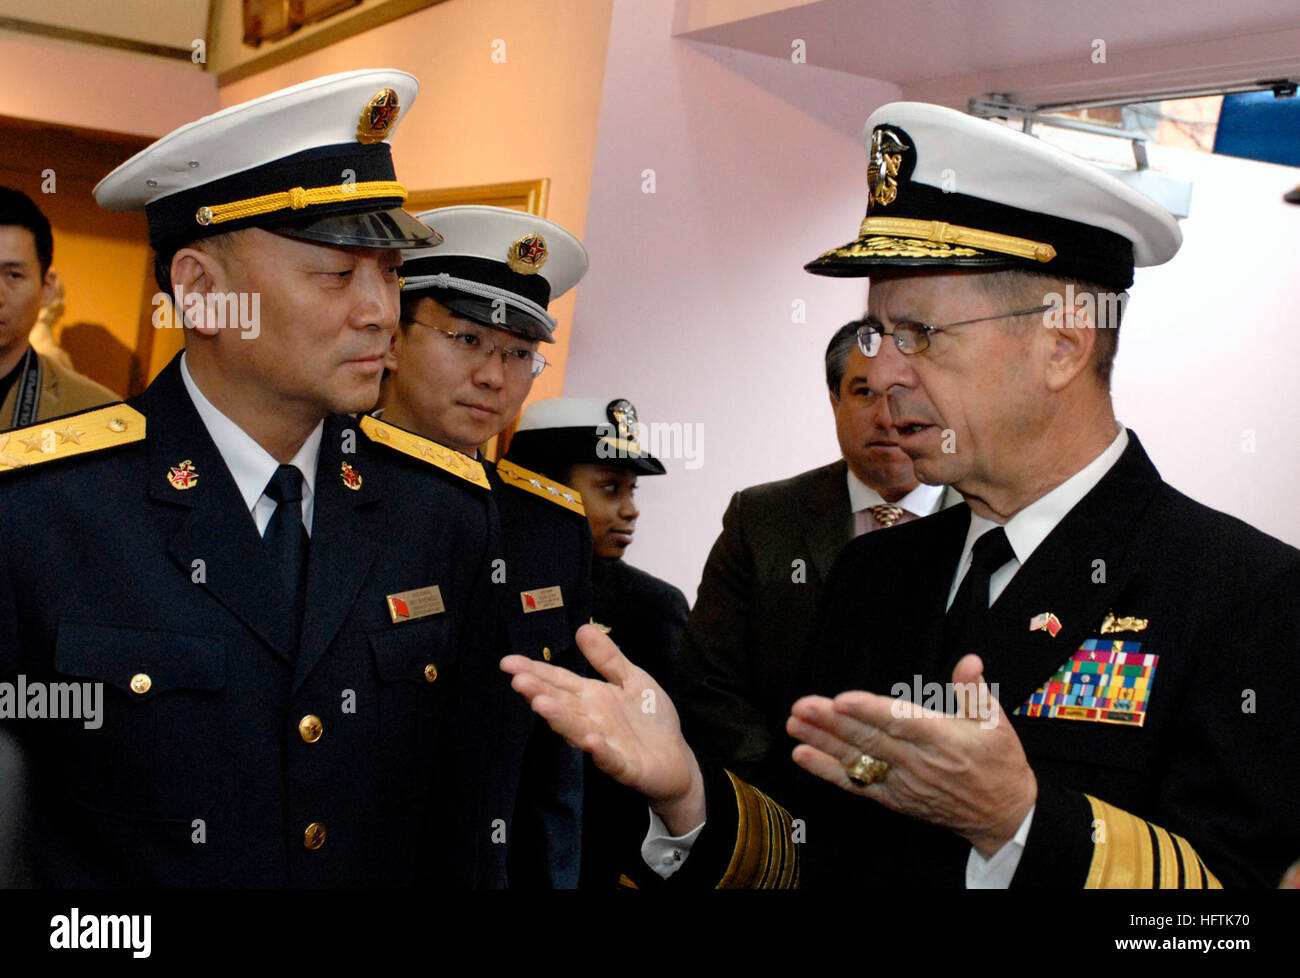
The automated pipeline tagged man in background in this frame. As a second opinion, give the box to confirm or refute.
[378,205,591,887]
[677,321,958,790]
[0,186,115,431]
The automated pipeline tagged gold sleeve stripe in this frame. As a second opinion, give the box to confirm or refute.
[1084,795,1221,889]
[717,770,799,889]
[1151,823,1180,889]
[0,404,145,473]
[197,180,406,227]
[617,874,638,889]
[1175,834,1203,889]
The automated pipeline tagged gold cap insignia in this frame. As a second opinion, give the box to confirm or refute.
[607,398,637,441]
[340,461,362,491]
[357,88,400,145]
[166,459,199,491]
[867,127,910,209]
[507,232,548,275]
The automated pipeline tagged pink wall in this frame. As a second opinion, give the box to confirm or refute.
[217,0,615,405]
[571,1,1300,604]
[567,0,900,600]
[0,29,216,136]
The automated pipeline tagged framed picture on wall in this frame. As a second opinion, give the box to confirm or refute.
[241,0,297,47]
[291,0,363,26]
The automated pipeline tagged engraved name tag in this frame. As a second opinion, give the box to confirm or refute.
[520,586,563,614]
[387,585,445,623]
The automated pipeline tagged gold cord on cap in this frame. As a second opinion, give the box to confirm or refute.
[195,180,407,227]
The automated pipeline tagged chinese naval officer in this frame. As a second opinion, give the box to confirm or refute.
[0,70,505,887]
[503,101,1300,889]
[377,206,591,887]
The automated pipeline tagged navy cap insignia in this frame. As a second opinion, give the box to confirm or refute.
[867,126,911,209]
[357,88,400,145]
[607,399,636,440]
[507,232,548,274]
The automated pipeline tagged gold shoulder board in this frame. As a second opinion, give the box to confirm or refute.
[1,404,145,474]
[359,414,490,490]
[496,458,585,516]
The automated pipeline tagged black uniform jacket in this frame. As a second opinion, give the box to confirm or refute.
[582,556,690,887]
[678,460,962,791]
[649,432,1300,889]
[458,458,591,888]
[0,358,498,887]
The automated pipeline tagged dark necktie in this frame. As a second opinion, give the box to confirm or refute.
[263,464,309,650]
[941,527,1015,669]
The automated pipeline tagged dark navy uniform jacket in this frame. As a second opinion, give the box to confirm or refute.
[0,357,498,887]
[581,556,689,888]
[651,433,1300,889]
[461,459,590,889]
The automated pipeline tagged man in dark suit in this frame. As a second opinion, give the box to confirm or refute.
[0,70,503,886]
[502,101,1300,889]
[678,320,958,790]
[378,205,592,888]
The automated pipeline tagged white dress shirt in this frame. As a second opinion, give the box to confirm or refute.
[846,467,945,521]
[179,353,322,536]
[646,427,1130,885]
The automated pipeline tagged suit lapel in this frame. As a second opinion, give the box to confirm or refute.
[293,415,381,692]
[142,359,296,663]
[805,460,853,581]
[977,434,1162,711]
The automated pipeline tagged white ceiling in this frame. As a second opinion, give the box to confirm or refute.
[0,0,210,52]
[674,0,1300,106]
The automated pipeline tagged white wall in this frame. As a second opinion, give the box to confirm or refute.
[567,0,901,602]
[1113,144,1300,548]
[573,0,1300,604]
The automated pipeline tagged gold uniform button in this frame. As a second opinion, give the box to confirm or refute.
[542,647,552,662]
[129,673,151,695]
[423,663,438,682]
[298,715,323,743]
[303,823,326,850]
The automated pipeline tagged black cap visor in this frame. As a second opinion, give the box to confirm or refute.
[277,207,442,249]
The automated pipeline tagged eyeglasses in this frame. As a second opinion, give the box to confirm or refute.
[854,304,1054,358]
[408,320,549,379]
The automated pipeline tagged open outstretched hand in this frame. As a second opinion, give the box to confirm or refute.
[501,623,706,834]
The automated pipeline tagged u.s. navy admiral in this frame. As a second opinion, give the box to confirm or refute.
[503,101,1300,889]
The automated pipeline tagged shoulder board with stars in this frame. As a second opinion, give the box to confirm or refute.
[0,404,145,474]
[358,414,490,490]
[495,458,585,516]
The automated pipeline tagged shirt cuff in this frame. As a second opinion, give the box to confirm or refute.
[965,805,1035,889]
[641,808,706,880]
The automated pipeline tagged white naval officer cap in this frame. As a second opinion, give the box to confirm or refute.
[93,68,441,254]
[399,206,589,343]
[505,397,665,476]
[806,101,1183,291]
